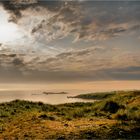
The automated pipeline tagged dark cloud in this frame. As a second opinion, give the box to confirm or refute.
[0,47,140,82]
[0,0,38,23]
[31,19,45,34]
[12,58,24,66]
[1,65,140,83]
[0,1,140,83]
[0,0,64,23]
[30,1,140,41]
[1,1,139,41]
[1,46,137,73]
[8,54,17,57]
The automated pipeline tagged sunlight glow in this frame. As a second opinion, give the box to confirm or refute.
[0,6,23,43]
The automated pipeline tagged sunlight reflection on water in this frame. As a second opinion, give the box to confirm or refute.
[0,90,95,104]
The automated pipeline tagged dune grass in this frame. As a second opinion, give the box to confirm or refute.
[0,90,140,139]
[73,91,116,100]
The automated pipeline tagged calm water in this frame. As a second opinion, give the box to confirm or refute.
[0,90,95,104]
[0,81,139,104]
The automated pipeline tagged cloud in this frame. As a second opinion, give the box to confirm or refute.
[0,1,140,82]
[0,0,38,23]
[0,45,140,82]
[1,1,140,43]
[1,45,139,72]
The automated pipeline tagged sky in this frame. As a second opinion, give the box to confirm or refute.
[0,0,140,84]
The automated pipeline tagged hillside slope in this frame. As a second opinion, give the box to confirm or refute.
[0,90,140,139]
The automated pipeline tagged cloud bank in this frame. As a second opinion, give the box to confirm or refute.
[0,0,140,82]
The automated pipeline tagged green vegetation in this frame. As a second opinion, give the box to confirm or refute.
[0,90,140,139]
[72,91,116,100]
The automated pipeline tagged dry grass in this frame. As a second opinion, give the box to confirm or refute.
[0,90,140,139]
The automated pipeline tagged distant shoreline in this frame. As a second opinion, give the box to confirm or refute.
[0,90,140,139]
[43,91,68,95]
